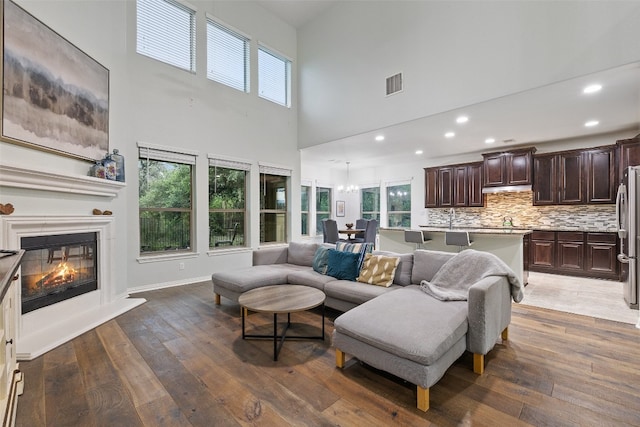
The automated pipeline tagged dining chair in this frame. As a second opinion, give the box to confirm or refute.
[322,219,345,244]
[354,219,367,239]
[353,219,377,248]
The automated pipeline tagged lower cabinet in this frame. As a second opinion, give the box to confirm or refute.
[530,230,619,280]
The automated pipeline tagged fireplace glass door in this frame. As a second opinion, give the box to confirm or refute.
[20,232,98,314]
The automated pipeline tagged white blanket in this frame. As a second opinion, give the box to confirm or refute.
[420,249,524,302]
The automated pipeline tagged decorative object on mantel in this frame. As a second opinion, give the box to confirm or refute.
[89,160,106,179]
[1,0,110,161]
[102,152,117,180]
[111,149,125,182]
[0,203,15,215]
[92,209,113,215]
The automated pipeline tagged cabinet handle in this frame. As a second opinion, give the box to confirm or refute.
[5,339,12,345]
[12,275,19,281]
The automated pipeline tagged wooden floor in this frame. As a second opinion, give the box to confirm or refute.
[16,282,640,427]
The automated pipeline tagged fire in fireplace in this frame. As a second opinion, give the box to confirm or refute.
[20,232,98,314]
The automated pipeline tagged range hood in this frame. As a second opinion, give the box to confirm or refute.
[482,185,532,194]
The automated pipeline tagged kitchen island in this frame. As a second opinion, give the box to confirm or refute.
[379,227,532,286]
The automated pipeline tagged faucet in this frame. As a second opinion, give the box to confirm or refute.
[448,208,456,229]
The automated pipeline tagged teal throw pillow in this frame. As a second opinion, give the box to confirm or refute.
[312,246,330,275]
[335,241,374,270]
[326,249,361,281]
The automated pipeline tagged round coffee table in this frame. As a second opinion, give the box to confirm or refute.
[238,285,326,361]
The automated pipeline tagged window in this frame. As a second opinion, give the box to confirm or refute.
[315,187,331,234]
[138,143,197,254]
[387,184,411,228]
[361,187,381,223]
[209,157,250,249]
[206,17,250,92]
[301,185,311,236]
[137,0,196,72]
[260,165,290,244]
[258,45,291,107]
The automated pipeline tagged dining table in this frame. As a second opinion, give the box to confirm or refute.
[338,228,365,240]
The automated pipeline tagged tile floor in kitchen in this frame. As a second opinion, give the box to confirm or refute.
[523,271,640,325]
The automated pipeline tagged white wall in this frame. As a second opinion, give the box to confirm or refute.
[297,1,640,148]
[0,0,300,293]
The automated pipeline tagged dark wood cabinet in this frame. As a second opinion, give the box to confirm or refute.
[424,162,484,208]
[453,165,468,207]
[617,134,640,184]
[529,230,619,279]
[533,154,557,205]
[585,146,616,204]
[533,145,616,205]
[483,148,535,188]
[468,163,484,207]
[585,233,618,279]
[530,231,555,271]
[556,232,584,272]
[438,167,454,207]
[424,168,438,208]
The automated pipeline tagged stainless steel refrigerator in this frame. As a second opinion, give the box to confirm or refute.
[616,166,640,309]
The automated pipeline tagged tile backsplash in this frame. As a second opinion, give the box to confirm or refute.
[426,191,616,231]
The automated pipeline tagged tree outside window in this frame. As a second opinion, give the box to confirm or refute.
[361,187,381,223]
[316,187,331,234]
[260,174,288,243]
[139,159,193,253]
[387,184,411,228]
[301,185,310,235]
[209,166,246,248]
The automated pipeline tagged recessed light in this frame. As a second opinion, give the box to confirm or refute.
[456,116,469,124]
[485,138,495,144]
[445,132,455,138]
[583,84,602,94]
[375,135,385,142]
[415,150,423,155]
[585,120,599,127]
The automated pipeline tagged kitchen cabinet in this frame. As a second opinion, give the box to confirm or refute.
[556,232,584,272]
[0,250,24,426]
[530,231,555,271]
[585,233,618,279]
[482,148,535,188]
[533,145,616,205]
[585,146,616,204]
[424,162,484,208]
[424,168,438,208]
[617,134,640,183]
[529,231,619,280]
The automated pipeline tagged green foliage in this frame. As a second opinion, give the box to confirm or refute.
[139,160,192,209]
[209,167,246,209]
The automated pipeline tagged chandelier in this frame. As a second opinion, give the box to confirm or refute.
[338,162,359,193]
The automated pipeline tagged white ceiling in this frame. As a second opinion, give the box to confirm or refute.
[255,2,640,172]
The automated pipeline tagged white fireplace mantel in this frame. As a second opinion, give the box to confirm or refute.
[0,163,125,197]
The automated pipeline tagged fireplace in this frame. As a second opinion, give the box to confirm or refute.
[20,232,98,314]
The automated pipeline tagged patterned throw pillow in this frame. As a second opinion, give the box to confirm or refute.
[335,242,374,270]
[357,253,400,287]
[326,249,361,281]
[312,246,330,275]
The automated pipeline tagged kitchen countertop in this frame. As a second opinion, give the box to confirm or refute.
[383,226,618,234]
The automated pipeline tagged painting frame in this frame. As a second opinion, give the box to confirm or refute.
[1,0,109,162]
[336,200,345,217]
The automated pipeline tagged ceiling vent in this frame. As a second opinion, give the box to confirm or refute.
[386,73,403,96]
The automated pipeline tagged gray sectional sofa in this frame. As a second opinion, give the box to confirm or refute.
[211,241,522,412]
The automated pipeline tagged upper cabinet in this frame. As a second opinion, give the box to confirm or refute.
[617,134,640,183]
[482,148,536,188]
[424,162,484,208]
[533,145,616,205]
